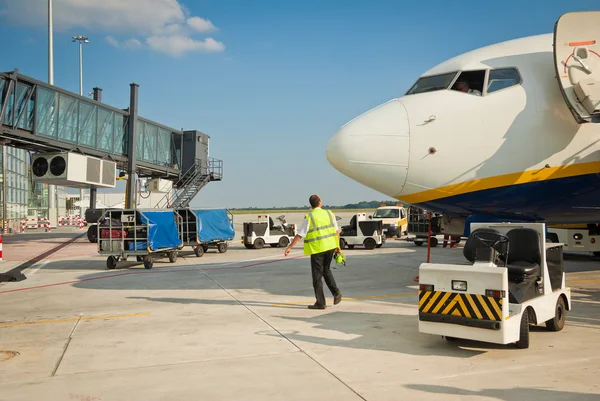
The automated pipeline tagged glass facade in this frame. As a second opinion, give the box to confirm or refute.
[0,72,185,231]
[0,146,29,232]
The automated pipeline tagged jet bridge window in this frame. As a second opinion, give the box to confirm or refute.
[486,68,521,94]
[405,72,458,95]
[451,70,485,95]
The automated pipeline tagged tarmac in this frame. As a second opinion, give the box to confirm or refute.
[0,212,599,401]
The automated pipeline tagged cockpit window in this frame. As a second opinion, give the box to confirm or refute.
[451,70,485,96]
[487,68,521,94]
[405,72,458,95]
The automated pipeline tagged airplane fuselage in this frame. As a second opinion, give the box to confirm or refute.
[326,33,600,224]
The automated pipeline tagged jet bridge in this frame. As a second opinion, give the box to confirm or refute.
[0,68,222,213]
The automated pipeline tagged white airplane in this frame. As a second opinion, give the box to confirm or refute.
[326,11,600,234]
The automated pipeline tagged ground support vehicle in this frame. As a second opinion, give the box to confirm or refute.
[98,209,183,270]
[370,204,408,238]
[547,224,600,256]
[406,208,442,247]
[418,222,571,348]
[178,208,235,256]
[339,213,385,250]
[242,215,297,249]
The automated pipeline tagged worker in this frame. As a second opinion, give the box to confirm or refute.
[284,194,342,309]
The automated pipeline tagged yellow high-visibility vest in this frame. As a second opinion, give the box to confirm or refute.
[303,208,338,255]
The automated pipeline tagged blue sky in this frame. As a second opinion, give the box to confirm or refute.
[1,0,599,208]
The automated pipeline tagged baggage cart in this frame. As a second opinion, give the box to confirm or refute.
[98,209,183,270]
[177,208,235,257]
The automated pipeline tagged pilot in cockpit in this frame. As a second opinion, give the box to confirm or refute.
[455,77,482,96]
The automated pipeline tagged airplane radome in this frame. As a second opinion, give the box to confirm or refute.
[326,11,600,229]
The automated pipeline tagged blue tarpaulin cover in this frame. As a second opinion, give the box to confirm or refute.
[192,209,235,242]
[139,210,182,251]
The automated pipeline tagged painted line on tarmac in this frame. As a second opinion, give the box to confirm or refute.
[272,292,417,306]
[24,260,51,276]
[569,278,600,285]
[0,254,306,295]
[0,312,149,328]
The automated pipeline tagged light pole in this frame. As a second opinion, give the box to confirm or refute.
[72,35,89,217]
[71,35,89,96]
[47,0,57,228]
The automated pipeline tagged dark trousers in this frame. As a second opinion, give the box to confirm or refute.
[311,249,340,306]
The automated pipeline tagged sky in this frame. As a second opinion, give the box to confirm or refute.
[0,0,599,209]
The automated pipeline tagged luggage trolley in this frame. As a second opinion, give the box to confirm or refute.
[98,209,184,270]
[177,208,235,257]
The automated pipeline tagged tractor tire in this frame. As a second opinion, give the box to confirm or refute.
[364,238,377,250]
[254,238,265,249]
[545,297,566,332]
[515,310,530,349]
[278,236,290,247]
[87,225,98,243]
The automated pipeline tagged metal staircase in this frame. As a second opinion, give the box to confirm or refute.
[155,157,222,209]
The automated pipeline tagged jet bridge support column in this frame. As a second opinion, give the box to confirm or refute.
[126,83,138,209]
[89,87,102,211]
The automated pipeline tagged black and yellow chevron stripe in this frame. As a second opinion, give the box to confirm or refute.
[419,290,503,321]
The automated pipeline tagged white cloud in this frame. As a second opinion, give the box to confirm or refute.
[105,36,120,48]
[123,38,143,49]
[0,0,224,56]
[187,17,216,33]
[105,36,142,50]
[147,36,225,57]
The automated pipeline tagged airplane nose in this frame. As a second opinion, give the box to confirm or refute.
[326,99,410,198]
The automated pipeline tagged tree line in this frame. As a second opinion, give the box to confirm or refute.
[231,200,401,211]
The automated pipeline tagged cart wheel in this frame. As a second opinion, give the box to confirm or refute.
[414,241,424,247]
[143,255,153,269]
[429,237,439,247]
[364,238,376,250]
[339,238,347,249]
[217,243,228,253]
[106,256,117,270]
[278,236,290,247]
[545,297,566,332]
[136,255,143,262]
[516,310,530,349]
[168,251,178,263]
[194,246,204,257]
[254,238,265,249]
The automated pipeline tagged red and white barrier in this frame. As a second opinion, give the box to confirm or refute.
[0,235,3,262]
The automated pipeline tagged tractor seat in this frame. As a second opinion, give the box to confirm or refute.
[463,228,501,263]
[342,215,357,232]
[506,260,541,277]
[505,228,542,281]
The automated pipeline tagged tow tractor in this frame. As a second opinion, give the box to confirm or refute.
[242,214,297,249]
[339,213,385,250]
[418,222,570,348]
